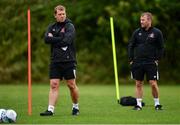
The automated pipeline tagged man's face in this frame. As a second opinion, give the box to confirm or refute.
[54,9,66,22]
[140,15,151,28]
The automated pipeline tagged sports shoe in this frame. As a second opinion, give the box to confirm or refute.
[133,105,142,110]
[155,105,163,110]
[40,110,53,116]
[72,108,79,116]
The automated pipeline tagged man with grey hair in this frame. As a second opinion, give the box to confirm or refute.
[128,12,164,110]
[40,5,79,116]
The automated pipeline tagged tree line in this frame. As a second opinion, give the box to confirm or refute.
[0,0,179,84]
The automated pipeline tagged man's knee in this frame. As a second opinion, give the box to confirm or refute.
[67,80,76,90]
[149,80,157,88]
[50,79,59,89]
[136,80,143,88]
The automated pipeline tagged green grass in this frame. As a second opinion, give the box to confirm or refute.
[0,83,180,124]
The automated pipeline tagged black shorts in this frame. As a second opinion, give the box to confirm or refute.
[49,62,76,80]
[130,62,159,81]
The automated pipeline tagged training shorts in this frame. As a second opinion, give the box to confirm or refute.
[130,62,159,81]
[49,61,76,80]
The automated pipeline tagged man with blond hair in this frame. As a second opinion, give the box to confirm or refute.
[128,12,164,110]
[40,5,79,116]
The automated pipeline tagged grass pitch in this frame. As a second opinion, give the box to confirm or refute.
[0,83,180,124]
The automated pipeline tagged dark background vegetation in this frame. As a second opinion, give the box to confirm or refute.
[0,0,179,84]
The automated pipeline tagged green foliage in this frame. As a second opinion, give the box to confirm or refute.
[0,0,179,83]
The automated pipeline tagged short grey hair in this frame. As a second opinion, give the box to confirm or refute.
[141,12,153,21]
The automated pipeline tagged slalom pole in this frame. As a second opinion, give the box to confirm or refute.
[110,17,120,103]
[27,7,32,115]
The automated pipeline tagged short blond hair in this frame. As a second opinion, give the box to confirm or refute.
[141,12,153,21]
[54,5,66,14]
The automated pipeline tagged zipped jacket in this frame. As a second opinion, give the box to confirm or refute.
[44,19,76,63]
[128,27,164,62]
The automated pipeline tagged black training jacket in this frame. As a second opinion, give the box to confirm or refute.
[44,19,76,63]
[128,27,164,62]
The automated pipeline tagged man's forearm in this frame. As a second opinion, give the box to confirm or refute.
[44,33,64,44]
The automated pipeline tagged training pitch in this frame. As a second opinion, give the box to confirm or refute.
[0,83,180,124]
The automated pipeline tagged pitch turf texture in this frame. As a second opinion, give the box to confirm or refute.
[0,84,180,124]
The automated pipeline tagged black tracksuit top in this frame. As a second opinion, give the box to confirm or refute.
[44,19,76,63]
[128,27,164,62]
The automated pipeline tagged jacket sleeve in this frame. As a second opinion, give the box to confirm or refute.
[44,24,64,44]
[128,31,136,61]
[57,23,75,47]
[156,30,164,60]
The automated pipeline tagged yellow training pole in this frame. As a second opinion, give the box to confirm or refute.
[110,17,120,103]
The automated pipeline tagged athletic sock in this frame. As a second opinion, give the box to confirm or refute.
[136,98,142,108]
[72,103,79,109]
[154,98,160,106]
[48,105,54,113]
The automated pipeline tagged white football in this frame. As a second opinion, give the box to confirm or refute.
[0,109,8,123]
[6,109,17,123]
[0,109,6,123]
